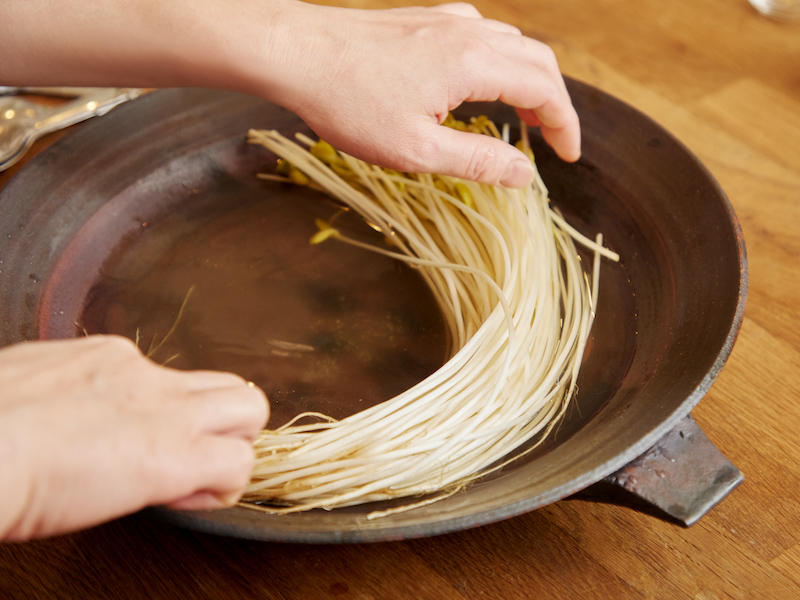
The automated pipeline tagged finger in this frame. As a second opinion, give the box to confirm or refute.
[463,56,581,162]
[471,18,522,35]
[542,118,581,162]
[165,489,241,511]
[465,54,570,118]
[414,124,535,188]
[517,104,581,162]
[515,106,541,127]
[479,32,563,71]
[174,368,252,392]
[190,384,269,439]
[194,435,255,495]
[155,436,255,507]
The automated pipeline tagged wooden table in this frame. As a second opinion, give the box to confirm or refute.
[1,0,799,597]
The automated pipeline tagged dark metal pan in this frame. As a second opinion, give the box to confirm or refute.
[0,80,746,543]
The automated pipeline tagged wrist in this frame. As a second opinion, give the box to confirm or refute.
[197,0,322,110]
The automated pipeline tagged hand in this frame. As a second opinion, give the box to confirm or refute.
[262,2,580,188]
[0,336,268,541]
[0,0,577,188]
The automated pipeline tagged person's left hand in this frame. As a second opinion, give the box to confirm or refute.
[0,336,268,541]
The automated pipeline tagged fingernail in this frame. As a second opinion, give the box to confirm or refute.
[500,160,534,188]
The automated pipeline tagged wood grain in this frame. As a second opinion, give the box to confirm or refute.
[1,0,799,597]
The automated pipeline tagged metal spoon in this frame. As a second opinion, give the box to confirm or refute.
[0,88,143,172]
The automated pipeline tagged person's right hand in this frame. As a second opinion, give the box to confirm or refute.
[1,0,578,189]
[0,335,268,542]
[252,1,580,189]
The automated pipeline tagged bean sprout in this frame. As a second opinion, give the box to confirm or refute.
[242,118,618,517]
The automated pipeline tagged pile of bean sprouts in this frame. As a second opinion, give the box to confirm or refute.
[243,117,618,518]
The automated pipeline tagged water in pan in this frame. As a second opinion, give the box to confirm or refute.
[77,167,638,468]
[79,181,449,427]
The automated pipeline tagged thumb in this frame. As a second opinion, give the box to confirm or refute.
[417,124,535,188]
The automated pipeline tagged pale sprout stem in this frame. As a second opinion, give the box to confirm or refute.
[242,122,618,515]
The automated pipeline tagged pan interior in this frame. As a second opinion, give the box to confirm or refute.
[78,180,452,426]
[68,132,636,449]
[0,86,743,542]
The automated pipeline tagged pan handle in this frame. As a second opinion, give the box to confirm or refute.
[575,414,743,526]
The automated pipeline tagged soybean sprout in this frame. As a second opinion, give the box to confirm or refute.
[242,116,618,518]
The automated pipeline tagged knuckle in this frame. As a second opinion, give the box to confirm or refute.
[457,35,492,65]
[463,143,500,182]
[92,334,140,356]
[539,44,560,74]
[392,134,438,174]
[409,141,437,172]
[450,2,481,16]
